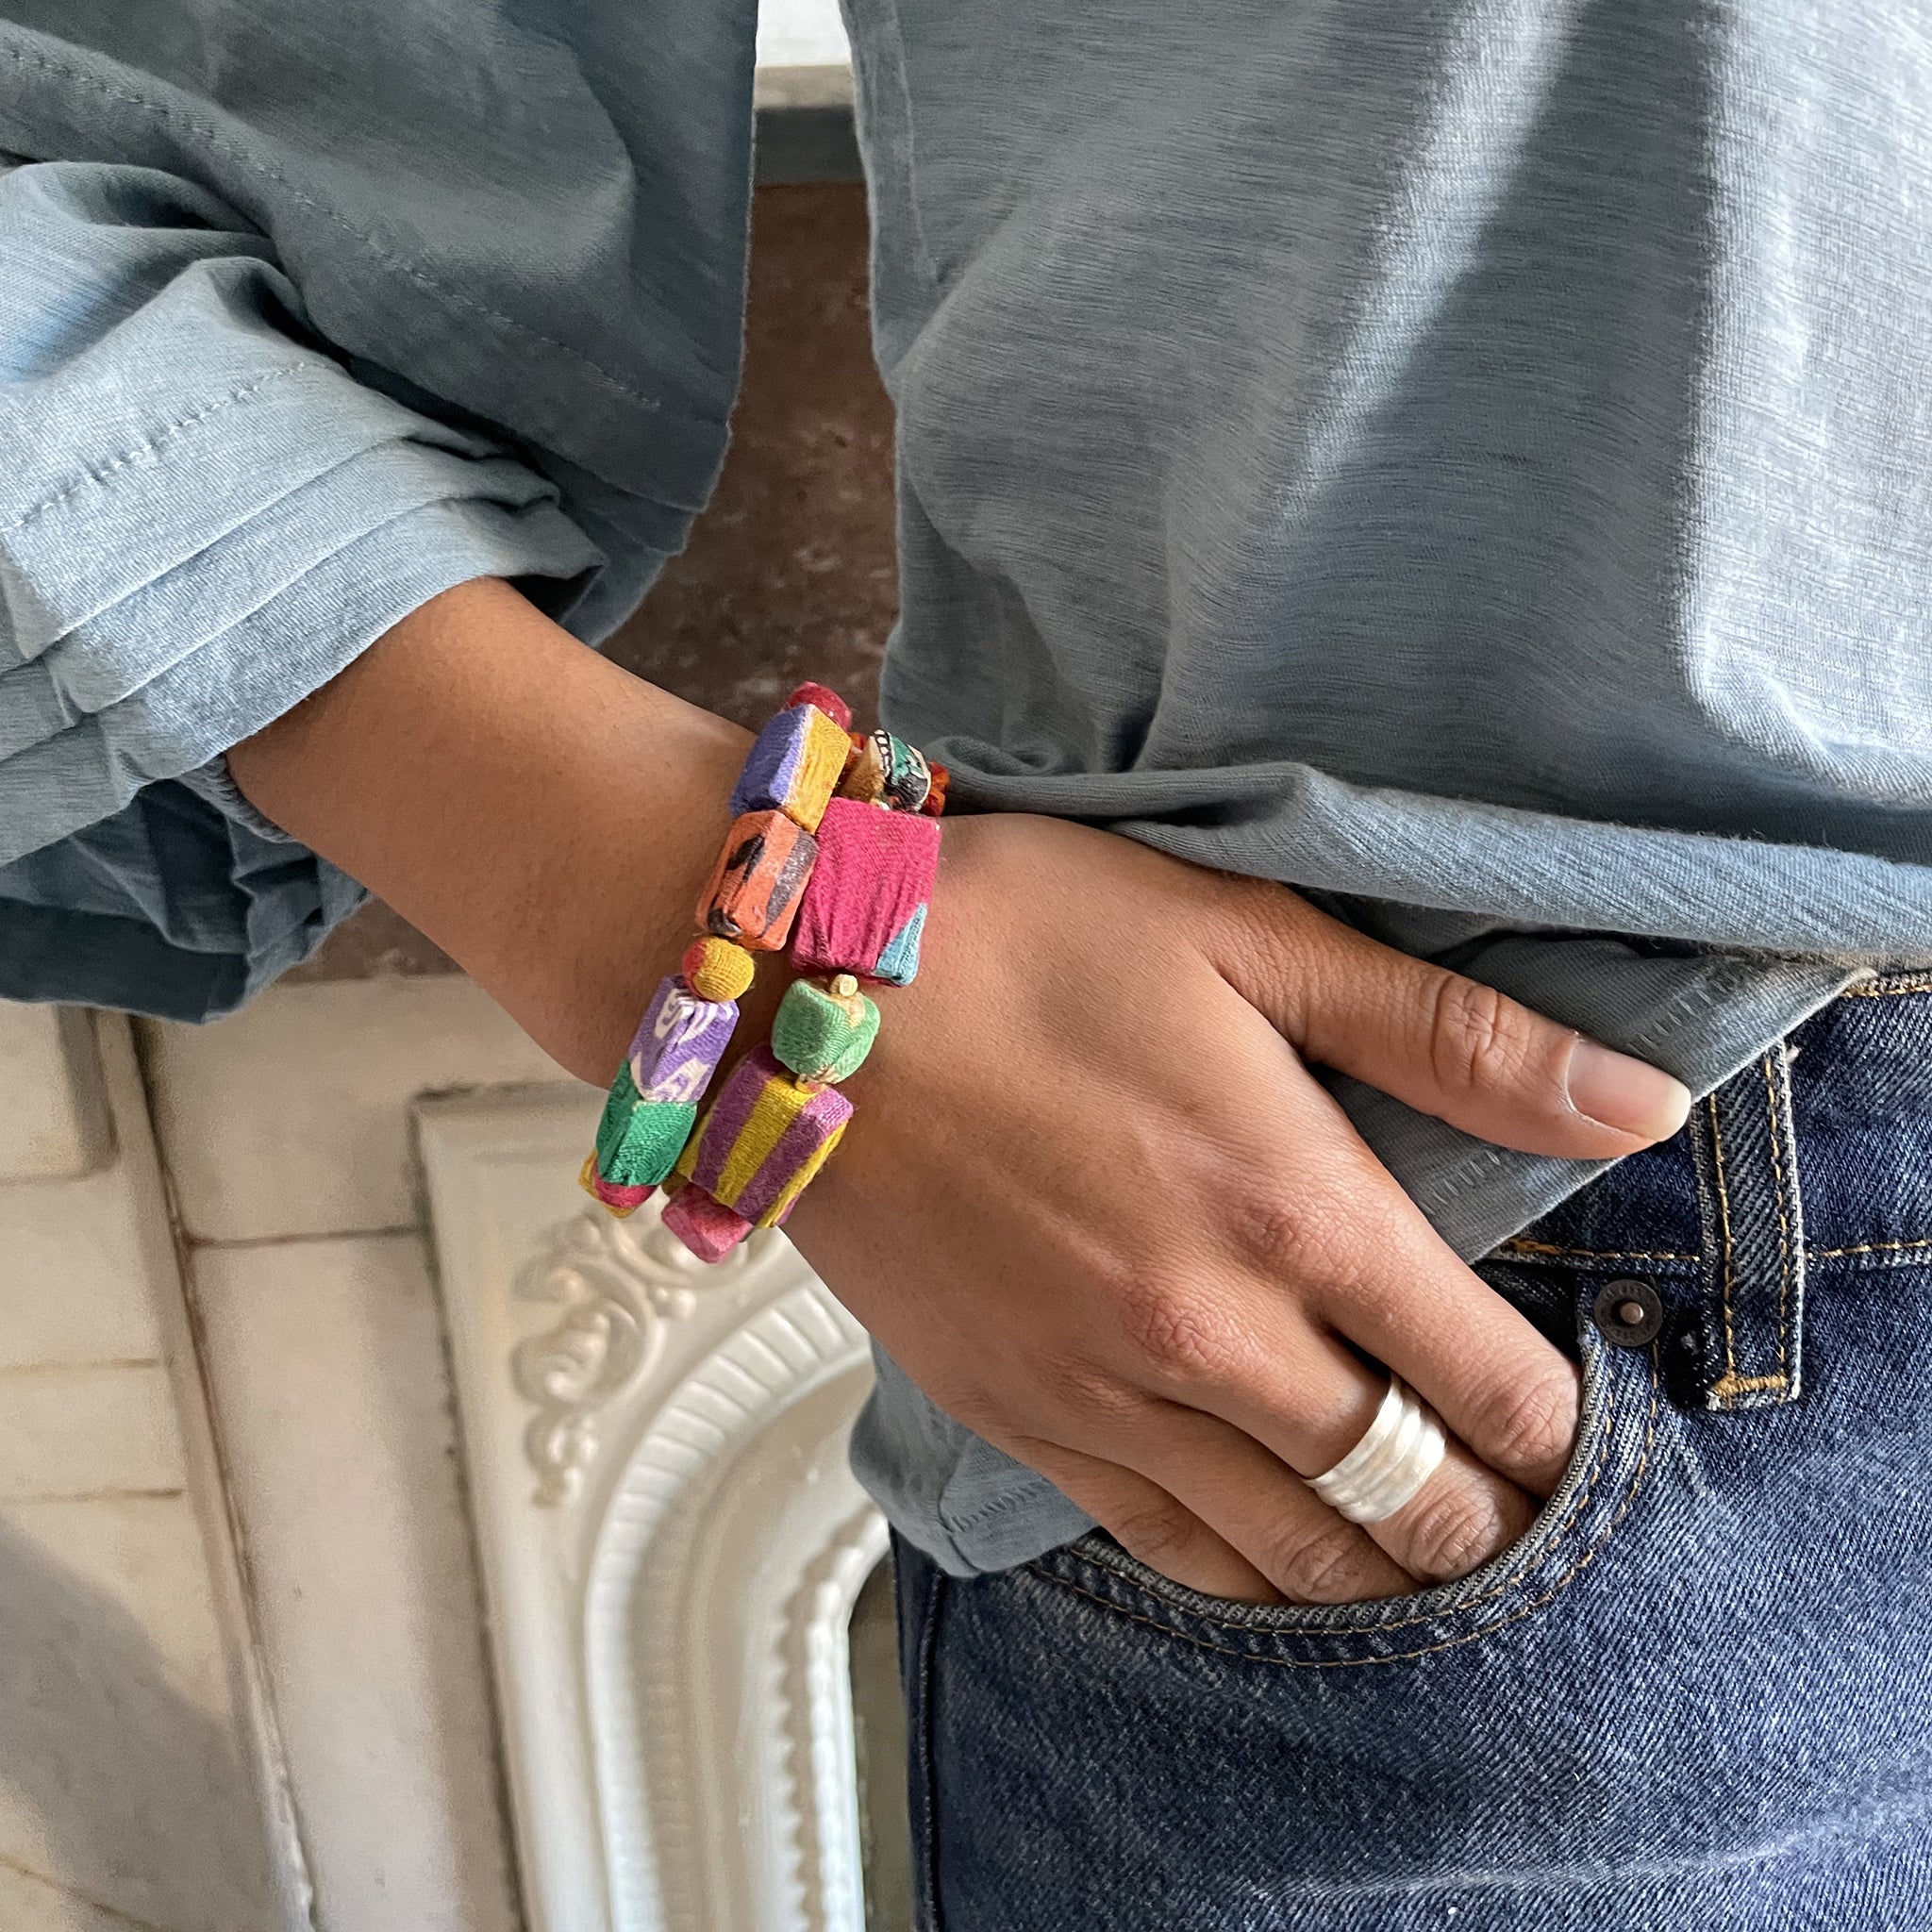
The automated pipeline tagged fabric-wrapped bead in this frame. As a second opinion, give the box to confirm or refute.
[579,1153,653,1218]
[729,702,852,833]
[870,905,926,988]
[593,1063,700,1185]
[837,733,887,806]
[675,1045,853,1228]
[790,797,941,985]
[698,809,818,949]
[660,1184,755,1262]
[580,1058,699,1219]
[784,681,853,730]
[681,935,756,1003]
[838,728,937,814]
[627,974,739,1107]
[772,974,880,1084]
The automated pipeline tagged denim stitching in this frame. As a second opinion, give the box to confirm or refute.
[1704,1056,1796,1405]
[1028,1357,1661,1670]
[1514,974,1932,1269]
[1,42,673,408]
[1509,1233,1932,1263]
[912,1561,945,1932]
[0,369,304,534]
[1502,1239,1697,1263]
[1707,1093,1740,1383]
[1045,1354,1627,1641]
[1762,1053,1793,1381]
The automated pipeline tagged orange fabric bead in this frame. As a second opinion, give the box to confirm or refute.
[697,808,817,950]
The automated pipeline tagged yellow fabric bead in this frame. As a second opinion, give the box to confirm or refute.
[682,935,757,1002]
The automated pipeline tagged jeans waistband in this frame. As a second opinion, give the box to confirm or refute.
[1503,971,1932,1412]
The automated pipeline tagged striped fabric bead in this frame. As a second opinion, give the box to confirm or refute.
[675,1045,853,1228]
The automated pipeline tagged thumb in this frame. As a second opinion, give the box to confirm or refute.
[1217,893,1692,1160]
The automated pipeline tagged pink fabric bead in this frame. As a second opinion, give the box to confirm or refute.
[659,1185,755,1262]
[784,681,853,730]
[790,797,941,982]
[588,1174,654,1215]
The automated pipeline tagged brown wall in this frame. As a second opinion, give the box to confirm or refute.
[295,182,897,980]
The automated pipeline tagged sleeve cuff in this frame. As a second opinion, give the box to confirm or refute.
[1,485,601,867]
[175,755,300,847]
[0,489,598,1018]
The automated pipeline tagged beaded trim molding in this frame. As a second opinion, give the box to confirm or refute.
[579,683,946,1262]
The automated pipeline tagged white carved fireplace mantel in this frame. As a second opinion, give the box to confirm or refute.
[418,1087,889,1932]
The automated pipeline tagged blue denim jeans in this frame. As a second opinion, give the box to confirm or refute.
[891,974,1932,1928]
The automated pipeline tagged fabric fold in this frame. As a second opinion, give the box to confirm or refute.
[0,153,608,1004]
[0,491,596,1013]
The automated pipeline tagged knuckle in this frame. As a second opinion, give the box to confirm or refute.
[1473,1369,1579,1480]
[1031,1351,1149,1432]
[1267,1520,1373,1604]
[1228,1194,1350,1289]
[1397,1482,1511,1583]
[1111,1277,1238,1387]
[1108,1498,1199,1569]
[1427,974,1537,1096]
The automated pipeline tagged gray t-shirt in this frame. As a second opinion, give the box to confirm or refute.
[843,0,1923,1570]
[0,0,1924,1575]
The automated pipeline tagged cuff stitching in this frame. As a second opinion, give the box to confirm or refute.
[2,366,305,535]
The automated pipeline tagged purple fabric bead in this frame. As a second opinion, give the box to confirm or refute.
[626,974,739,1107]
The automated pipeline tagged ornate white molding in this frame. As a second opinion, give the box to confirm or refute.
[417,1088,885,1932]
[510,1209,734,1504]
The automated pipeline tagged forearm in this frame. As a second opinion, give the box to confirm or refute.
[227,576,758,1083]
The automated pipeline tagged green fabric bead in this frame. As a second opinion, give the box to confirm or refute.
[772,976,880,1084]
[594,1064,643,1168]
[594,1064,698,1187]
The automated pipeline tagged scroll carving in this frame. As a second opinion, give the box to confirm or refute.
[510,1208,748,1503]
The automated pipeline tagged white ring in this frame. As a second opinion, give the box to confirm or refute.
[1307,1375,1446,1524]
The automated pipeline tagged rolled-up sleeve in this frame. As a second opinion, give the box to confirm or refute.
[0,157,605,1018]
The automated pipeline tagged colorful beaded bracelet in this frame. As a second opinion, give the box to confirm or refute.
[580,681,945,1262]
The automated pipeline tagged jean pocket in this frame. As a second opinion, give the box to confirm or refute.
[1024,1303,1663,1671]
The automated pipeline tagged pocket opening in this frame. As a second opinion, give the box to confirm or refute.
[1026,1295,1664,1667]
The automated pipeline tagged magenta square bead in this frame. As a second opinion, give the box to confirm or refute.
[790,799,940,981]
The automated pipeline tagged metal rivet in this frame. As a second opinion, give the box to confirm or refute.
[1593,1278,1664,1348]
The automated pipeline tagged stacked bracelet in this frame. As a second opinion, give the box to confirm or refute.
[580,681,945,1264]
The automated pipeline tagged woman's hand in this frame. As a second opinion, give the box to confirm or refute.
[232,579,1690,1605]
[783,812,1689,1603]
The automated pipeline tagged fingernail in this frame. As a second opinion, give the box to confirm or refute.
[1565,1039,1692,1140]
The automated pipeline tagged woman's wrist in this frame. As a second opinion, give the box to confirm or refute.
[227,575,786,1082]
